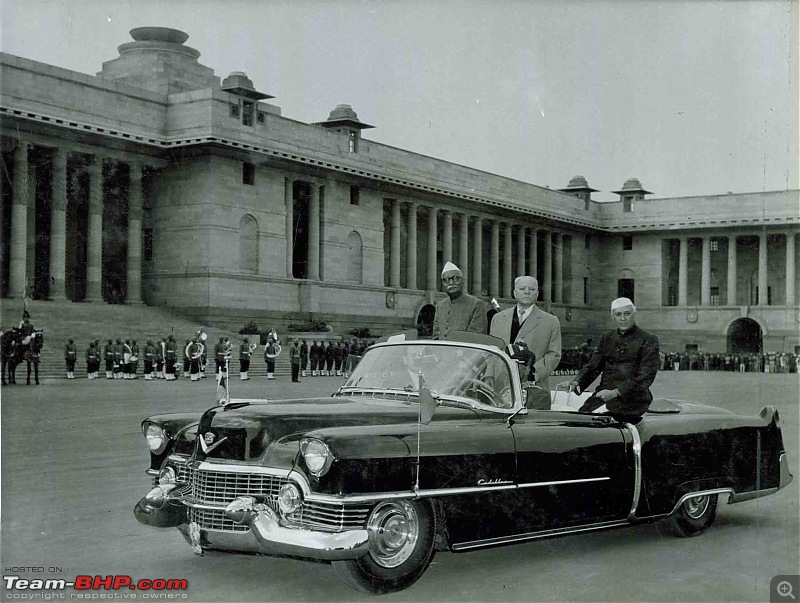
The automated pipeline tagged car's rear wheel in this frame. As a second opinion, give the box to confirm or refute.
[334,499,436,595]
[666,493,718,537]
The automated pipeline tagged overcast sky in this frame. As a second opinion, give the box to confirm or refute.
[2,0,797,201]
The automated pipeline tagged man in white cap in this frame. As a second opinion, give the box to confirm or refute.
[490,276,562,401]
[569,297,660,422]
[432,262,487,339]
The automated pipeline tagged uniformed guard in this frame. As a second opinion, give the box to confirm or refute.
[144,340,156,380]
[130,339,140,378]
[104,339,114,379]
[333,341,343,376]
[164,335,178,381]
[85,341,97,380]
[187,337,202,382]
[123,338,133,379]
[183,339,191,378]
[299,340,308,377]
[340,341,349,377]
[309,341,320,376]
[64,338,77,379]
[113,338,124,379]
[214,336,226,375]
[290,339,301,383]
[264,339,278,380]
[239,336,256,380]
[324,341,335,376]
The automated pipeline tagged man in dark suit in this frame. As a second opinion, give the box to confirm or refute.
[569,297,659,423]
[490,276,562,395]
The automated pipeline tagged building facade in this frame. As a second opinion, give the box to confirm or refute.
[1,27,798,352]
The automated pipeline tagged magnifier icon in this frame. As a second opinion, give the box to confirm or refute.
[777,581,796,600]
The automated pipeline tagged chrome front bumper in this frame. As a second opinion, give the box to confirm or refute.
[134,486,370,561]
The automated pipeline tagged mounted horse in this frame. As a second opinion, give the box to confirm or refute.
[1,329,44,385]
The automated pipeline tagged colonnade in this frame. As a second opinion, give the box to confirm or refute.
[675,233,796,306]
[385,199,570,302]
[5,138,145,303]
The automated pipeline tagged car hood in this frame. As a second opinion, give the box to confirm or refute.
[188,395,480,464]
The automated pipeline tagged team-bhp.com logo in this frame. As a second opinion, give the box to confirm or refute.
[4,575,188,596]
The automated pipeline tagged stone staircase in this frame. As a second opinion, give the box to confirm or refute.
[0,299,301,380]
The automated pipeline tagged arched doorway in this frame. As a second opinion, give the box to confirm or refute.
[416,304,436,337]
[727,318,762,354]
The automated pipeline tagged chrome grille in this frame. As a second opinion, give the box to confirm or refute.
[288,501,371,532]
[189,507,248,533]
[192,469,287,505]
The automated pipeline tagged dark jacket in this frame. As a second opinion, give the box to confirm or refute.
[575,324,660,415]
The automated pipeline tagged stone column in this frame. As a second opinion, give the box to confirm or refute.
[786,233,796,306]
[701,237,711,306]
[553,232,563,303]
[406,203,418,289]
[308,184,320,280]
[678,237,688,306]
[442,210,453,264]
[9,141,29,297]
[426,206,437,291]
[727,235,737,306]
[758,232,768,306]
[516,224,526,282]
[48,148,68,300]
[284,178,293,277]
[26,164,36,288]
[542,230,552,304]
[528,228,538,278]
[472,216,483,294]
[502,222,513,298]
[490,220,500,298]
[390,199,401,288]
[459,213,469,293]
[86,157,104,301]
[126,162,143,303]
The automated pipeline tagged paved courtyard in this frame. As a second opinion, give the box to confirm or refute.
[1,371,798,602]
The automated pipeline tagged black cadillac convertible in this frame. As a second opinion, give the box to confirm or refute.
[134,333,792,594]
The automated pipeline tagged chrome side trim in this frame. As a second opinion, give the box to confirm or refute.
[728,487,778,504]
[623,422,642,520]
[668,488,734,516]
[452,519,630,551]
[305,476,611,505]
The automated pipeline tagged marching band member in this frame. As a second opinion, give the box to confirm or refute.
[187,337,203,382]
[239,336,256,380]
[183,339,191,378]
[123,338,133,379]
[264,338,279,380]
[164,335,178,381]
[64,338,77,379]
[144,340,156,380]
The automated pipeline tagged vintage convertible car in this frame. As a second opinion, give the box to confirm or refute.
[134,333,792,595]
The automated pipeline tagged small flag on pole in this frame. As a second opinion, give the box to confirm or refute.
[418,371,436,424]
[216,364,229,405]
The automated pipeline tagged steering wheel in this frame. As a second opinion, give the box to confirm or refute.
[463,377,497,407]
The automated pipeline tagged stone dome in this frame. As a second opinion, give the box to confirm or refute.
[567,175,590,188]
[327,104,360,121]
[222,72,256,91]
[129,27,189,44]
[620,178,644,191]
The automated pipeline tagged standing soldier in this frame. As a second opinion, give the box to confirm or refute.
[164,335,178,381]
[333,341,343,376]
[85,341,97,379]
[104,339,114,379]
[239,336,256,380]
[187,337,202,382]
[324,341,335,376]
[123,338,133,379]
[130,339,140,378]
[299,339,309,377]
[183,339,191,378]
[340,340,349,377]
[264,338,278,380]
[309,340,320,376]
[144,340,156,381]
[214,336,227,376]
[290,338,301,383]
[113,338,124,379]
[64,338,77,379]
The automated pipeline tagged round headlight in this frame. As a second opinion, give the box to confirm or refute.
[278,484,302,515]
[301,438,333,477]
[144,424,167,454]
[158,466,177,485]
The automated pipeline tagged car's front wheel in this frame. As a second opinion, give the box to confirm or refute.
[666,493,718,537]
[334,499,436,595]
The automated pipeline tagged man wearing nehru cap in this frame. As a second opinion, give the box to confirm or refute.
[432,262,487,339]
[490,276,562,394]
[570,297,660,422]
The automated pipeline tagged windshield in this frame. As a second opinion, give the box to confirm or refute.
[342,343,515,408]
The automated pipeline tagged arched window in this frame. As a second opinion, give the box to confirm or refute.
[239,214,259,273]
[346,231,363,283]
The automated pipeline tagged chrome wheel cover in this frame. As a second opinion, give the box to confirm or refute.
[366,500,419,568]
[683,494,711,519]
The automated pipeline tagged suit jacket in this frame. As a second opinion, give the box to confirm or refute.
[489,305,562,391]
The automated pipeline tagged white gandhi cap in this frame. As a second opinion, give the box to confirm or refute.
[441,262,462,276]
[610,297,635,310]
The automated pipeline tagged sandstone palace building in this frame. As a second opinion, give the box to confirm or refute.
[1,27,798,353]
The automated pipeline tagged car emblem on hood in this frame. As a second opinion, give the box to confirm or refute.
[199,431,227,454]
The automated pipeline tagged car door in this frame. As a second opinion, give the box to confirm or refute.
[510,410,634,530]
